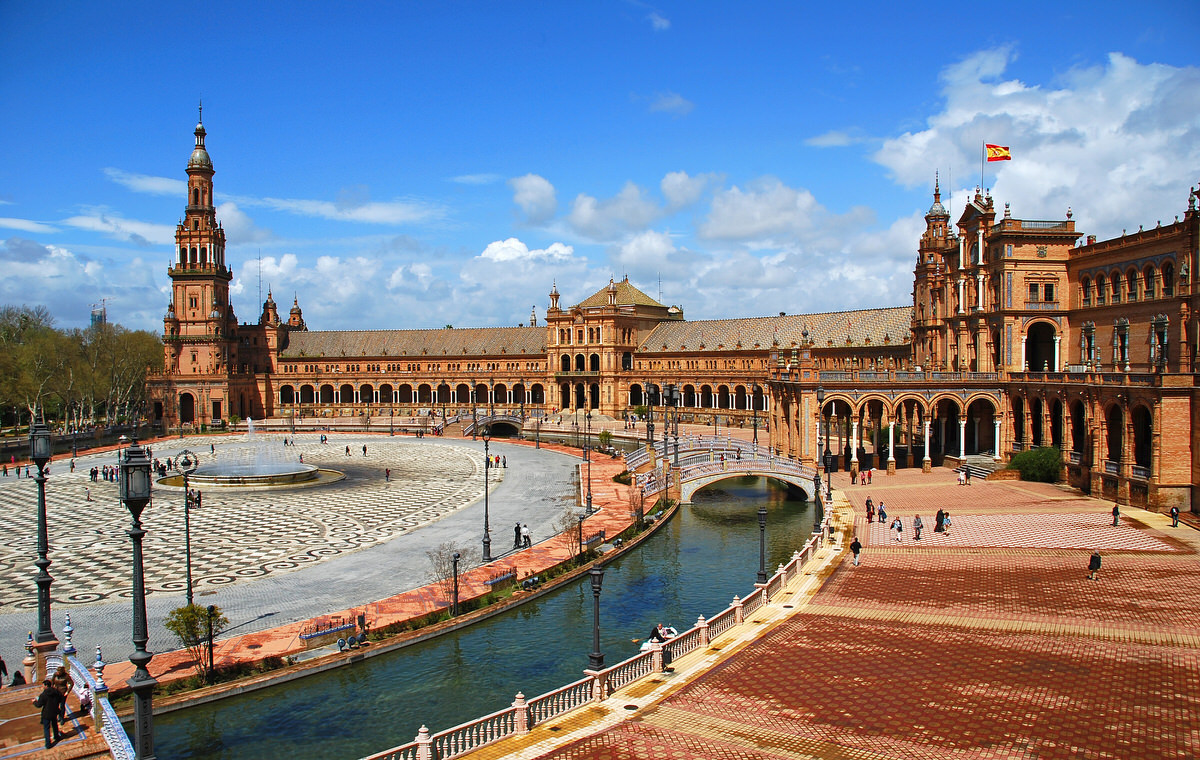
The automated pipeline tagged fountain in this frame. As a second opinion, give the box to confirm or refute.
[159,419,335,489]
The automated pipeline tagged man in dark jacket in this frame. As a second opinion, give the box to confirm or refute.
[32,679,63,748]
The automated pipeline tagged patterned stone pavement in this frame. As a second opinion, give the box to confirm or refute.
[0,433,493,607]
[504,469,1200,760]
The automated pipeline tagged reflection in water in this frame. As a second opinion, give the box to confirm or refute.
[153,477,812,760]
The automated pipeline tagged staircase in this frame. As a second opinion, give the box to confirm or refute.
[955,454,1002,481]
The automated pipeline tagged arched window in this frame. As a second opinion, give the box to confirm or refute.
[192,188,200,205]
[1143,265,1157,299]
[1081,276,1092,306]
[1096,274,1107,305]
[1163,261,1175,296]
[1125,270,1138,301]
[1110,271,1121,303]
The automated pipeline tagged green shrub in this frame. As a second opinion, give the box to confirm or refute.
[613,470,632,485]
[1007,446,1062,482]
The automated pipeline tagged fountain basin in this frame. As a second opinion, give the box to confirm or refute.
[157,465,344,490]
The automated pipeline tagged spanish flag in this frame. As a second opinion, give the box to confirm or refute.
[985,144,1012,162]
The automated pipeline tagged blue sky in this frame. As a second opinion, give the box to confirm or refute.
[2,1,1198,332]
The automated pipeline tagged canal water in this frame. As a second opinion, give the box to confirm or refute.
[152,477,815,759]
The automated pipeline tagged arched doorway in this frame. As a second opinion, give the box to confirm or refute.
[179,393,196,424]
[1026,322,1057,372]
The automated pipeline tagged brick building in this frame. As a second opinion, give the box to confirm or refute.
[146,120,1200,512]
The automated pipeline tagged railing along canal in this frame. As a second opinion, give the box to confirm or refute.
[364,522,831,760]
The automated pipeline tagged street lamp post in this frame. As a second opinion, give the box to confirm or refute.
[535,416,541,449]
[119,440,157,760]
[174,450,199,607]
[588,567,605,669]
[205,605,216,684]
[577,513,585,560]
[646,383,655,445]
[471,381,478,440]
[585,411,593,514]
[752,383,760,447]
[30,417,55,646]
[756,504,768,584]
[440,385,447,428]
[813,473,825,532]
[817,386,832,499]
[661,385,671,463]
[451,552,460,616]
[481,430,492,562]
[390,409,394,437]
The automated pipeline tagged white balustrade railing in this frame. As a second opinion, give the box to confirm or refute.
[370,519,830,759]
[527,676,593,724]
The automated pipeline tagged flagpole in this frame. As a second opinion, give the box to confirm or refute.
[980,142,985,191]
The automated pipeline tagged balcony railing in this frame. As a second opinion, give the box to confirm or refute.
[1131,465,1150,480]
[1104,460,1120,475]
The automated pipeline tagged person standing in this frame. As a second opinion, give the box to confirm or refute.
[892,516,903,542]
[514,522,522,550]
[1112,504,1120,527]
[1088,550,1102,580]
[934,509,945,533]
[33,679,63,749]
[877,501,888,524]
[521,523,531,548]
[0,652,7,688]
[850,536,862,566]
[913,514,924,541]
[1170,505,1180,527]
[384,468,390,482]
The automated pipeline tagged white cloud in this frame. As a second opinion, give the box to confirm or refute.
[805,130,857,148]
[0,217,58,234]
[508,174,557,225]
[660,171,718,209]
[246,195,443,225]
[479,238,574,263]
[648,92,694,116]
[648,12,670,30]
[215,202,271,244]
[700,177,824,241]
[62,210,175,246]
[450,173,502,185]
[104,168,188,196]
[873,49,1200,239]
[568,182,662,240]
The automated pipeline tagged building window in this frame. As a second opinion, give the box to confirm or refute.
[1110,273,1121,304]
[1144,266,1157,299]
[1043,283,1054,302]
[1081,277,1091,306]
[1096,275,1107,305]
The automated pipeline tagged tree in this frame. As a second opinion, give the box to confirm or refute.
[598,429,613,449]
[553,502,586,557]
[1007,446,1062,482]
[164,604,230,677]
[426,542,478,606]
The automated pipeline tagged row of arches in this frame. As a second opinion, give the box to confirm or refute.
[278,383,547,406]
[628,384,767,411]
[1081,261,1174,306]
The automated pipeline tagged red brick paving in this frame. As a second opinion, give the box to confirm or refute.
[523,468,1200,760]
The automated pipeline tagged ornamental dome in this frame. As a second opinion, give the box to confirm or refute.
[189,146,212,169]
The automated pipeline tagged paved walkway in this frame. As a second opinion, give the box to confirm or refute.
[471,467,1200,760]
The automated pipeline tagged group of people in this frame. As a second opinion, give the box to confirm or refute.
[857,468,874,485]
[32,664,86,750]
[513,522,532,549]
[2,463,32,477]
[863,497,888,524]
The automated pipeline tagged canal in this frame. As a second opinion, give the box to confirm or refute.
[153,476,816,759]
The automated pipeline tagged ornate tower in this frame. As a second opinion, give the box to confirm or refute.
[160,108,238,425]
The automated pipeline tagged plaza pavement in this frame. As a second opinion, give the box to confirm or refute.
[468,467,1200,760]
[0,430,582,682]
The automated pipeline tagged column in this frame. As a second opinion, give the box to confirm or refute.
[887,419,896,475]
[976,228,984,265]
[923,418,932,472]
[958,418,967,459]
[939,417,946,454]
[1053,335,1061,372]
[959,234,965,269]
[957,278,965,314]
[972,417,980,454]
[850,419,859,477]
[993,419,1002,461]
[976,273,985,310]
[1021,335,1028,370]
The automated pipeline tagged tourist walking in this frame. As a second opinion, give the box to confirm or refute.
[877,501,887,524]
[866,500,875,523]
[33,680,63,749]
[384,468,390,482]
[1088,550,1102,580]
[892,516,903,542]
[363,444,368,456]
[913,514,924,541]
[521,523,531,548]
[1111,504,1120,527]
[934,509,945,533]
[850,536,862,566]
[1170,505,1180,527]
[943,511,953,535]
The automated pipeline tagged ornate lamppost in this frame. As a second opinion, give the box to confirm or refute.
[481,429,492,561]
[173,450,199,606]
[584,411,593,514]
[670,385,681,467]
[471,380,478,440]
[119,440,157,760]
[205,604,216,684]
[813,472,825,532]
[451,552,460,616]
[817,386,832,499]
[756,503,768,584]
[645,383,655,444]
[588,567,605,669]
[30,416,56,648]
[488,377,495,419]
[661,385,671,461]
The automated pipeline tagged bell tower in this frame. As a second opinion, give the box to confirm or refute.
[160,107,238,426]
